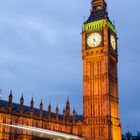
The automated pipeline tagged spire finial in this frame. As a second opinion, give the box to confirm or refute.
[56,105,59,110]
[48,102,51,119]
[30,96,34,109]
[40,99,43,105]
[9,90,13,97]
[8,90,13,109]
[73,108,76,123]
[55,105,59,120]
[20,94,24,100]
[9,90,13,101]
[20,94,24,106]
[40,99,43,110]
[48,102,51,112]
[66,97,70,105]
[48,102,51,108]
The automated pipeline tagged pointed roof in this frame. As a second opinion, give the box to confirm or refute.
[20,94,24,101]
[56,105,59,111]
[73,108,76,113]
[30,96,34,103]
[40,99,43,105]
[9,90,13,98]
[48,102,51,108]
[66,97,70,105]
[85,0,108,23]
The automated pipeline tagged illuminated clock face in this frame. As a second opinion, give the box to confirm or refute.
[87,33,102,48]
[111,35,116,50]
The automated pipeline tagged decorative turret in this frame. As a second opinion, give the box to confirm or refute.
[48,103,51,119]
[30,97,34,114]
[62,108,66,122]
[56,105,59,121]
[40,100,43,110]
[66,97,70,122]
[72,108,76,123]
[8,90,13,110]
[40,100,43,118]
[20,94,24,113]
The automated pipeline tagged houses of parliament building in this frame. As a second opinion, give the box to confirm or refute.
[0,0,122,139]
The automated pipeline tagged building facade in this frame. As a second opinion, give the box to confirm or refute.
[0,0,122,139]
[0,93,82,140]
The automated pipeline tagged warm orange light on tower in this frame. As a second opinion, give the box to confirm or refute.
[82,0,122,139]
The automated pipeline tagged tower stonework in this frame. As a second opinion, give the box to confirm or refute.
[82,0,122,139]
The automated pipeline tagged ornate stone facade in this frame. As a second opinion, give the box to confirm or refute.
[0,92,82,140]
[0,0,122,139]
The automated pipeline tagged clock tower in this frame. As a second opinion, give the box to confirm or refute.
[82,0,122,139]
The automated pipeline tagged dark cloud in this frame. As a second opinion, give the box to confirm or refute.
[0,0,139,134]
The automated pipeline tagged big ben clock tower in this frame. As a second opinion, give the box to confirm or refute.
[82,0,122,139]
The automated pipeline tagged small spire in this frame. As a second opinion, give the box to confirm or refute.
[19,94,24,113]
[48,102,51,113]
[8,90,13,109]
[73,108,76,113]
[63,108,66,116]
[39,100,43,117]
[30,96,34,109]
[73,108,77,122]
[9,90,13,98]
[40,99,43,105]
[20,94,24,107]
[56,105,59,120]
[56,105,59,115]
[56,105,59,112]
[62,108,66,122]
[8,90,13,102]
[48,102,51,119]
[31,96,34,102]
[66,97,70,111]
[63,108,66,114]
[20,94,24,101]
[48,102,51,109]
[40,99,43,110]
[73,108,77,117]
[66,97,70,122]
[66,97,70,105]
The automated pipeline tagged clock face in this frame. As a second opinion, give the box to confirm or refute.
[110,35,116,50]
[87,33,102,48]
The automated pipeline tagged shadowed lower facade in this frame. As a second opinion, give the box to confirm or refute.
[0,0,122,139]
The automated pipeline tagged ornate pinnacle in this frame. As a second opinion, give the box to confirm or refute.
[9,90,13,98]
[40,100,43,110]
[20,94,24,101]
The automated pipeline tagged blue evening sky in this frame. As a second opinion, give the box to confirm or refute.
[0,0,140,134]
